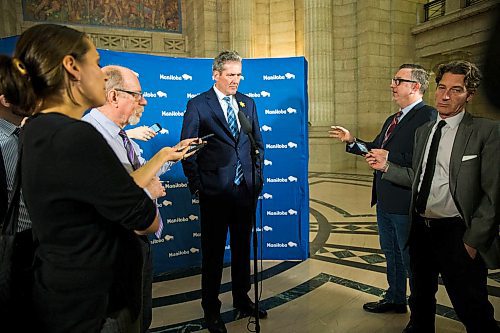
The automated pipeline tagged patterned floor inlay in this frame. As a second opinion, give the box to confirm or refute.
[150,272,465,332]
[149,171,499,332]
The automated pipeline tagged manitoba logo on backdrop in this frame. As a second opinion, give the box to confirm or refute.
[256,225,273,232]
[245,91,271,98]
[266,208,298,216]
[262,72,296,80]
[266,176,298,183]
[265,107,297,115]
[265,142,298,149]
[165,214,199,224]
[161,110,185,117]
[164,182,188,189]
[267,241,298,248]
[159,73,193,81]
[150,234,174,245]
[144,91,168,98]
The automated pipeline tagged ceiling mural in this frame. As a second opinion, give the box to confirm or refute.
[22,0,181,33]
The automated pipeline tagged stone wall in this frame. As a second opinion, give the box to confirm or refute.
[1,0,498,173]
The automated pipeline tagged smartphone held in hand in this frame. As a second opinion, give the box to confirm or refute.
[149,123,162,133]
[356,142,369,154]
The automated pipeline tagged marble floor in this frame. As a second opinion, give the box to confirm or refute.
[149,171,500,333]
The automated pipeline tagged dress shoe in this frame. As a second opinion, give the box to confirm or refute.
[204,314,227,333]
[363,299,407,313]
[234,300,268,319]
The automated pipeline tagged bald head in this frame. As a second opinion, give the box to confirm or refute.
[98,65,146,128]
[102,65,138,94]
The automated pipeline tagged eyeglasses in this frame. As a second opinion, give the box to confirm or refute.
[115,88,143,101]
[391,78,417,86]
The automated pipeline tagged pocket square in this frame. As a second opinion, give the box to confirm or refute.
[462,155,477,162]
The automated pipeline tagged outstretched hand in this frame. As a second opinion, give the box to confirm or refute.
[126,126,157,141]
[329,125,354,143]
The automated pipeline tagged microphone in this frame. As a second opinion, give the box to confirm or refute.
[237,110,252,134]
[237,111,259,156]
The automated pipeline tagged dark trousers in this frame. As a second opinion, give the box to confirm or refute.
[139,237,153,333]
[409,217,499,333]
[199,185,253,316]
[4,229,35,329]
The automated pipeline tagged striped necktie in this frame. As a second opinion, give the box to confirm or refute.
[223,96,244,185]
[118,129,163,238]
[118,129,141,171]
[382,111,402,147]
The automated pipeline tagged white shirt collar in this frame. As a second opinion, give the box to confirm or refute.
[213,85,233,103]
[437,110,465,129]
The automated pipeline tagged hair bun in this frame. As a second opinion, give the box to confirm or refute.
[12,58,28,76]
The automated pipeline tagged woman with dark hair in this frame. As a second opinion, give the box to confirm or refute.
[1,24,191,332]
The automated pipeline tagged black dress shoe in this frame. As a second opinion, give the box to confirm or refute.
[234,301,268,319]
[205,314,227,333]
[363,299,407,313]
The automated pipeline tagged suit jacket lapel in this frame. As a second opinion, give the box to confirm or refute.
[206,89,236,143]
[383,101,424,147]
[449,112,473,196]
[412,121,434,193]
[234,94,250,145]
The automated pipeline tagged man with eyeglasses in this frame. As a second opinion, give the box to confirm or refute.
[83,65,195,333]
[367,60,500,333]
[329,64,436,316]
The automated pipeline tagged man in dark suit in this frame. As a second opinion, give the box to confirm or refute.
[181,50,266,333]
[329,64,436,314]
[368,60,500,333]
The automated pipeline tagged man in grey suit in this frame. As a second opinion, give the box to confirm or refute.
[367,60,500,333]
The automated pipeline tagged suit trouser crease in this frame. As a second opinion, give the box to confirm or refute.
[199,187,253,316]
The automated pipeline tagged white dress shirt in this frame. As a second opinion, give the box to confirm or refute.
[213,85,241,130]
[417,111,464,218]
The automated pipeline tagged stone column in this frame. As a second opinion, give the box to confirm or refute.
[229,0,254,57]
[0,0,19,38]
[304,0,335,126]
[305,1,338,172]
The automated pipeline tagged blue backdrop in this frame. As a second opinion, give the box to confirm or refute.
[0,40,309,275]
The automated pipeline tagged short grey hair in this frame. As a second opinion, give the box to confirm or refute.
[212,50,242,72]
[103,66,125,94]
[399,64,430,94]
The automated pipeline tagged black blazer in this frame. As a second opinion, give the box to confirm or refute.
[347,101,436,214]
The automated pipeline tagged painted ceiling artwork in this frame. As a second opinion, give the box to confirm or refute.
[22,0,181,32]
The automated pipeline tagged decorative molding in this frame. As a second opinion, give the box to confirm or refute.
[85,32,186,55]
[164,38,185,53]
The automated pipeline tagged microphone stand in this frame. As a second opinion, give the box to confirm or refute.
[238,111,261,333]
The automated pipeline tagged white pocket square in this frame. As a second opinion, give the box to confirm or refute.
[462,155,477,162]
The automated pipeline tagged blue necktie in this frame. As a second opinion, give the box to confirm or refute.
[223,96,243,185]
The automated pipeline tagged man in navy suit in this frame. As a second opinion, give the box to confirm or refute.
[181,50,265,333]
[329,64,436,315]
